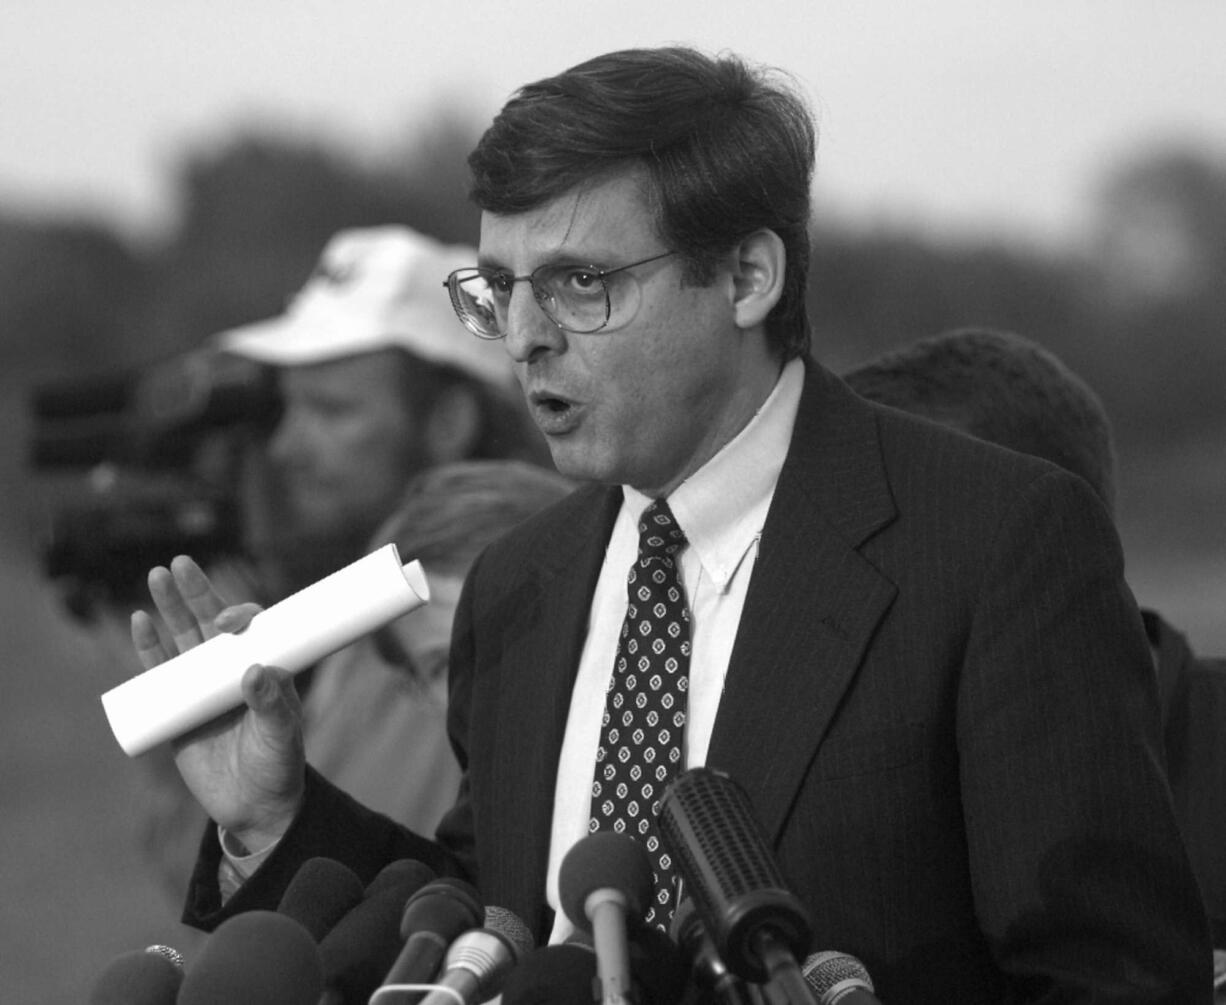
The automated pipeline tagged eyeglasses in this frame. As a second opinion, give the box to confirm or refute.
[444,250,676,339]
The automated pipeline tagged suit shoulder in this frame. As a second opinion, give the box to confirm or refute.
[475,481,615,568]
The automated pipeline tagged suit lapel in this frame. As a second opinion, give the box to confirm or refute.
[707,364,898,841]
[480,485,621,931]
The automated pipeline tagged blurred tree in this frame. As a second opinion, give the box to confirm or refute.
[1093,147,1226,304]
[809,225,1099,378]
[143,113,483,354]
[1087,147,1226,446]
[0,214,146,373]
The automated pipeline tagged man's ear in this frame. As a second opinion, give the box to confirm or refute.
[423,384,482,463]
[730,228,786,330]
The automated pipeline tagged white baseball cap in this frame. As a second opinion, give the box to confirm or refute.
[212,226,512,388]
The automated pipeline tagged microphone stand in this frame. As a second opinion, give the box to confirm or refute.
[753,929,816,1005]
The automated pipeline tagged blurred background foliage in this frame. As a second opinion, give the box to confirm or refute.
[4,123,1224,446]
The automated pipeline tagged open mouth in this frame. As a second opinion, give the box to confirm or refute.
[529,391,580,434]
[531,390,573,413]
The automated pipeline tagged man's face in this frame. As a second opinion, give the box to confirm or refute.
[267,349,425,543]
[478,169,764,497]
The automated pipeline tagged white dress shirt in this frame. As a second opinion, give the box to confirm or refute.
[544,358,805,942]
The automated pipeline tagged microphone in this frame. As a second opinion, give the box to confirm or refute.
[657,767,813,995]
[88,945,184,1004]
[373,875,484,997]
[177,909,323,1004]
[500,928,688,1005]
[802,951,881,1004]
[559,831,654,1005]
[276,855,365,942]
[671,896,759,1005]
[417,905,535,1005]
[500,943,599,1005]
[318,858,438,1005]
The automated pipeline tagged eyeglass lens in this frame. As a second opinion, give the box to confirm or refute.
[451,265,613,337]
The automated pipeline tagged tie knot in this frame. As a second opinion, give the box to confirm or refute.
[638,500,686,561]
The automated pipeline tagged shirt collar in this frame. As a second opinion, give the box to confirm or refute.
[623,357,805,589]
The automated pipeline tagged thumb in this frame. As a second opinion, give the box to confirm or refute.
[241,664,301,723]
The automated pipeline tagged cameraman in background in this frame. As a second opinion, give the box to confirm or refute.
[47,224,544,901]
[213,225,543,602]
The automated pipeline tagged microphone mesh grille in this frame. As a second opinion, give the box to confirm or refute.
[657,767,812,982]
[804,950,875,1000]
[658,766,786,899]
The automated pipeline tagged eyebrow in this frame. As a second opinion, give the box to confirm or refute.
[476,251,625,273]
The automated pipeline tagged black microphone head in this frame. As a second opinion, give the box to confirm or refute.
[626,922,689,1005]
[558,831,654,933]
[367,857,438,897]
[89,946,183,1005]
[178,910,323,1005]
[500,927,685,1005]
[399,875,484,940]
[500,943,597,1005]
[277,856,365,942]
[483,905,537,962]
[657,766,813,982]
[318,858,437,1002]
[803,950,876,1004]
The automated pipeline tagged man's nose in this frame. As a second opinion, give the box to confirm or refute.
[502,285,567,363]
[266,414,302,465]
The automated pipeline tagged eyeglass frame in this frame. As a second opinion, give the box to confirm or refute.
[443,249,677,339]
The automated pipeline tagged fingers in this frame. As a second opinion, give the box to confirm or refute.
[170,555,229,640]
[131,610,169,672]
[146,556,231,654]
[215,603,264,635]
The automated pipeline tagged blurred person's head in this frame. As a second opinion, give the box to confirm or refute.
[213,226,543,569]
[451,47,814,494]
[369,459,575,682]
[843,326,1117,515]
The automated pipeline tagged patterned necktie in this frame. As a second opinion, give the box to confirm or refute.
[589,498,691,929]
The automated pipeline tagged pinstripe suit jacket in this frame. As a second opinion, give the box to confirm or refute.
[186,361,1210,1002]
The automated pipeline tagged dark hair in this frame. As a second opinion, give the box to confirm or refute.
[844,327,1117,515]
[468,46,816,360]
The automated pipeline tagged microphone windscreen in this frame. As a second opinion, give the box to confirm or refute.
[803,950,878,1004]
[379,876,485,990]
[88,947,183,1005]
[318,858,437,1002]
[500,943,597,1005]
[484,905,537,962]
[277,856,365,942]
[398,875,484,940]
[657,766,812,982]
[558,831,654,932]
[178,910,323,1005]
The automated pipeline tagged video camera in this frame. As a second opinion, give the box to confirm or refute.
[26,348,281,621]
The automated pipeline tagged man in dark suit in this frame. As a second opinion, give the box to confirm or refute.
[134,48,1211,1001]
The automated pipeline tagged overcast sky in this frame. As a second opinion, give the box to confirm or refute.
[2,1,1224,248]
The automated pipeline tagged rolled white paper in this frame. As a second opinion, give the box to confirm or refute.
[101,543,430,757]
